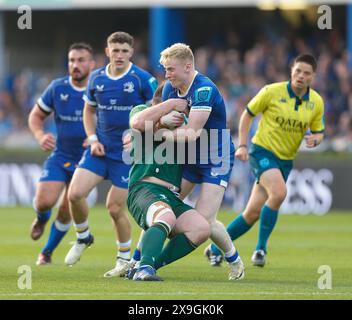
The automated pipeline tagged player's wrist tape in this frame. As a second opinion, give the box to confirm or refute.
[88,134,98,144]
[238,144,247,149]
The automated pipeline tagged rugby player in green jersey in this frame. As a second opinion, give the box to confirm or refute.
[127,86,213,281]
[207,54,325,267]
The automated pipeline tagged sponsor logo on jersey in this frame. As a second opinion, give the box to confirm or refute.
[275,116,309,132]
[121,176,129,183]
[96,84,104,92]
[210,169,219,177]
[60,94,69,101]
[159,194,167,200]
[123,81,134,93]
[305,101,315,110]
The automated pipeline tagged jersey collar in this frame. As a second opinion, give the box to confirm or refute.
[287,81,310,111]
[69,77,86,92]
[177,71,198,98]
[105,62,132,80]
[287,81,310,101]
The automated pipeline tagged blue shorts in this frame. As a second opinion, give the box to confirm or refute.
[78,149,130,189]
[39,153,78,183]
[249,144,293,183]
[182,153,234,188]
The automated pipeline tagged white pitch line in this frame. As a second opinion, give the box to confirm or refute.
[0,292,351,297]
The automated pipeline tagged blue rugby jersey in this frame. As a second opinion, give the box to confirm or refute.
[84,63,157,161]
[162,72,234,165]
[37,76,86,159]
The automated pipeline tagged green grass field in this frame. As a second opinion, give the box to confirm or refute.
[1,206,351,300]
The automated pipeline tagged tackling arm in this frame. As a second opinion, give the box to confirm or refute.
[166,109,210,142]
[130,99,187,132]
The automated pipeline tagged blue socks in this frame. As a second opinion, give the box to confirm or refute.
[256,205,278,252]
[211,213,252,256]
[132,247,141,261]
[42,220,71,255]
[37,210,52,222]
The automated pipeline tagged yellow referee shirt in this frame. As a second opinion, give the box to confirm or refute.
[247,81,325,160]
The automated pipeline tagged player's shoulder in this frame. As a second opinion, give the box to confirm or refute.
[253,82,286,100]
[129,104,148,119]
[42,76,74,97]
[309,87,324,104]
[49,75,70,89]
[131,103,148,112]
[90,66,106,80]
[192,72,220,101]
[194,72,217,89]
[265,81,287,93]
[130,64,154,79]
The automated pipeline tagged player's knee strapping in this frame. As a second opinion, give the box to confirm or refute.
[146,201,174,235]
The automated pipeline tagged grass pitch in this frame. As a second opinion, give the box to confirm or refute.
[0,206,351,300]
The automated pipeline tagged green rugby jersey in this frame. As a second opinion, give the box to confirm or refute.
[128,104,183,189]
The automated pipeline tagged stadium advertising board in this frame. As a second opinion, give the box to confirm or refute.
[0,157,349,213]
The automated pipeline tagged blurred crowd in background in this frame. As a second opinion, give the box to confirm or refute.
[1,25,351,152]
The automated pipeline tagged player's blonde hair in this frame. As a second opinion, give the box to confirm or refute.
[159,43,194,66]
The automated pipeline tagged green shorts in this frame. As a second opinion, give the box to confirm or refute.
[249,144,293,183]
[127,181,193,230]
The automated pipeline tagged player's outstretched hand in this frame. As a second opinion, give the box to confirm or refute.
[235,145,249,162]
[91,141,105,156]
[39,133,56,151]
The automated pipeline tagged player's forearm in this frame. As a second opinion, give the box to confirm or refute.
[238,110,254,146]
[83,104,97,137]
[28,107,46,141]
[169,110,209,142]
[131,101,174,131]
[170,125,201,142]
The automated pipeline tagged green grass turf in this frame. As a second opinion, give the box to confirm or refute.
[0,206,351,300]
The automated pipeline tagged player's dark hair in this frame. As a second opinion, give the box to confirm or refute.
[107,31,134,47]
[294,54,317,72]
[152,83,164,105]
[68,42,93,56]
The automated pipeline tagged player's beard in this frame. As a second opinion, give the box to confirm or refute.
[72,71,88,83]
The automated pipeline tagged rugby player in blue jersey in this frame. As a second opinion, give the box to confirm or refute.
[158,43,244,280]
[65,32,157,277]
[28,43,95,265]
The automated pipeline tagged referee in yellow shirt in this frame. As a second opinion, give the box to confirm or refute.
[206,54,324,267]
